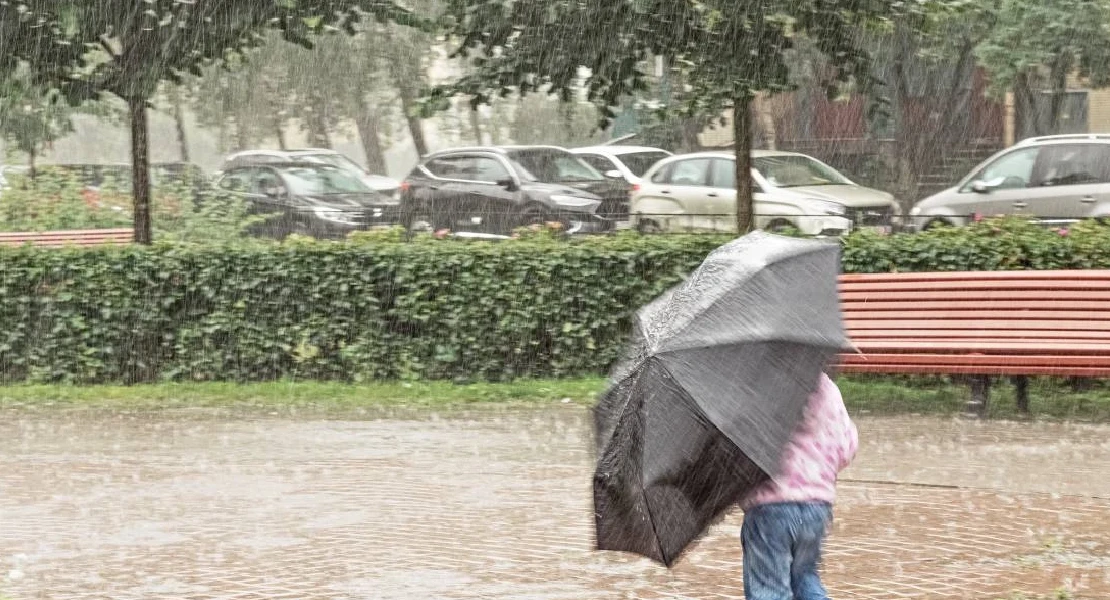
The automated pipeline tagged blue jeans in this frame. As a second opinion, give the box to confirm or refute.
[741,502,833,600]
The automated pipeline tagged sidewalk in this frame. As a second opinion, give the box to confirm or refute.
[0,409,1107,599]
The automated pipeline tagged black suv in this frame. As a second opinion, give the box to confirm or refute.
[216,162,400,239]
[399,146,626,235]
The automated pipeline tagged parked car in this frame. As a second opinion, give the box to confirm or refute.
[631,150,900,236]
[911,134,1110,230]
[221,149,400,195]
[570,145,673,185]
[215,161,400,239]
[398,145,626,235]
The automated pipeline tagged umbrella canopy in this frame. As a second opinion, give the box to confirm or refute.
[593,230,848,567]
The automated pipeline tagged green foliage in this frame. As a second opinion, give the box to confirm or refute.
[0,169,261,243]
[2,218,1110,385]
[841,217,1110,272]
[976,0,1110,98]
[0,69,76,169]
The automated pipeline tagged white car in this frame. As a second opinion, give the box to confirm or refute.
[570,146,673,185]
[221,149,401,195]
[631,150,900,236]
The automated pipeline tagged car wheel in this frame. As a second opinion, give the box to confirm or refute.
[636,218,662,234]
[516,205,548,230]
[403,208,448,234]
[922,218,954,231]
[766,218,795,233]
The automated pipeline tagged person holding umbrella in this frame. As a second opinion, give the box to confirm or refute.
[738,372,858,600]
[593,230,857,587]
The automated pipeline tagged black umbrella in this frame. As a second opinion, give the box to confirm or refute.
[592,231,848,567]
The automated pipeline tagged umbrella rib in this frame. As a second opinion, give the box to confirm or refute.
[633,385,671,566]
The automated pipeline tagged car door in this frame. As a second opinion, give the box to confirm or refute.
[218,167,275,237]
[707,158,738,227]
[666,158,717,230]
[959,146,1044,219]
[707,158,774,232]
[421,156,475,230]
[465,155,519,233]
[249,167,297,237]
[1027,143,1110,222]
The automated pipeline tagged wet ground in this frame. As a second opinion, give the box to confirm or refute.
[1,408,1108,599]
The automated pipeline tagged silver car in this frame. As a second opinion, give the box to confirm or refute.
[631,150,898,236]
[221,149,401,196]
[911,134,1110,229]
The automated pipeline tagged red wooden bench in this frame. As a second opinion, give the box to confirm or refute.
[837,270,1110,414]
[0,228,134,248]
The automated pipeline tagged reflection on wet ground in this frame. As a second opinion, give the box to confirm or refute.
[1,408,1107,599]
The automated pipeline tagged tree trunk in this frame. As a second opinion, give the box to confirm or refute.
[356,99,388,174]
[170,87,190,163]
[235,117,251,152]
[128,95,153,245]
[274,119,288,150]
[1047,56,1070,134]
[27,147,37,182]
[891,23,918,214]
[397,84,429,156]
[733,97,754,234]
[1014,71,1043,138]
[680,116,703,153]
[306,93,333,149]
[469,106,484,145]
[755,93,777,150]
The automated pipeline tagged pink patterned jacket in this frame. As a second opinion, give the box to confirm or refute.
[740,373,858,510]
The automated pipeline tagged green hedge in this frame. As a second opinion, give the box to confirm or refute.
[2,219,1110,384]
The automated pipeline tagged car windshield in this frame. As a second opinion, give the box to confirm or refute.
[281,166,371,195]
[508,149,604,183]
[753,155,852,188]
[303,153,367,175]
[616,151,671,177]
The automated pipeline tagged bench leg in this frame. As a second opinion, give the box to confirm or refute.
[968,376,991,417]
[1012,376,1030,414]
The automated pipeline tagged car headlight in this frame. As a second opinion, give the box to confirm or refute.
[549,194,599,209]
[312,207,359,225]
[804,199,846,216]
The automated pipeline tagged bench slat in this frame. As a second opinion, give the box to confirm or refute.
[0,228,133,248]
[839,270,1110,283]
[841,300,1109,311]
[837,363,1109,377]
[839,353,1110,367]
[848,329,1110,341]
[852,340,1110,353]
[845,319,1110,331]
[840,279,1110,292]
[841,290,1110,302]
[842,309,1100,321]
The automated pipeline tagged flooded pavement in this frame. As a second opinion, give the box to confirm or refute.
[1,408,1108,599]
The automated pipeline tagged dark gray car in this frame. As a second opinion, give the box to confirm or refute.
[399,146,625,235]
[216,162,400,239]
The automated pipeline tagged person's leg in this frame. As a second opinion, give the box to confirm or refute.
[789,503,833,600]
[741,504,794,600]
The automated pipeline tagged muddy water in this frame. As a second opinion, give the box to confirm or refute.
[0,409,1107,599]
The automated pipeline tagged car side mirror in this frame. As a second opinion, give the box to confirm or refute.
[971,181,990,194]
[604,169,623,180]
[496,178,518,191]
[264,185,286,198]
